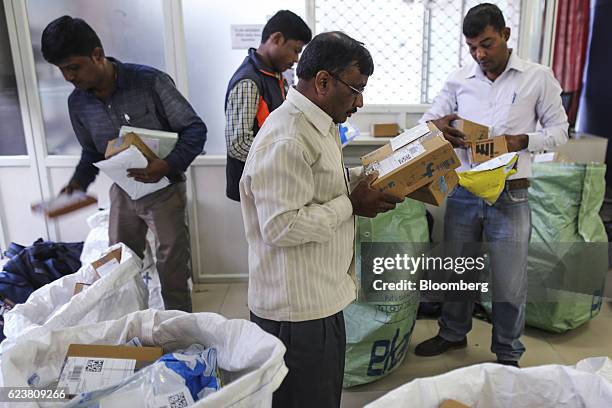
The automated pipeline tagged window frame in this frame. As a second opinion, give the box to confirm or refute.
[307,0,547,108]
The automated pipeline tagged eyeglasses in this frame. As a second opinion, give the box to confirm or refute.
[331,74,365,97]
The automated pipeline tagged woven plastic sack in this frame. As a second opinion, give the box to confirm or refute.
[344,199,428,387]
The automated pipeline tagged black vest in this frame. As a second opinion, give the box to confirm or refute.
[225,49,287,201]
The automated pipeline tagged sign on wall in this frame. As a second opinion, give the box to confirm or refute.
[230,25,264,49]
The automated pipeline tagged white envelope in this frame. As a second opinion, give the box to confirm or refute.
[94,146,170,200]
[471,152,518,171]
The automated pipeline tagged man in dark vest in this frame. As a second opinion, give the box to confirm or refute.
[225,10,311,201]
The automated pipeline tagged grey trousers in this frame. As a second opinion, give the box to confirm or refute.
[109,182,192,312]
[250,311,346,408]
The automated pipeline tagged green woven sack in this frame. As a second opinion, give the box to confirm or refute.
[344,199,428,387]
[482,163,608,332]
[524,163,608,333]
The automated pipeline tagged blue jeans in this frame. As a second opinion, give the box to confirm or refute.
[439,185,531,361]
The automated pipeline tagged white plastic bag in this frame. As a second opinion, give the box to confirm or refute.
[80,210,112,265]
[366,358,612,408]
[1,310,288,408]
[81,210,164,310]
[575,356,612,383]
[94,146,170,200]
[3,243,148,340]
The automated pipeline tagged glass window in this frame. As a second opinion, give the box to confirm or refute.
[315,0,522,104]
[0,5,27,156]
[26,0,166,155]
[182,0,306,155]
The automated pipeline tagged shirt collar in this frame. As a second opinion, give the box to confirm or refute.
[505,50,526,72]
[248,48,280,77]
[286,87,335,137]
[106,57,127,89]
[465,49,525,79]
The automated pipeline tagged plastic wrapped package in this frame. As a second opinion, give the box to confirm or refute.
[457,152,518,205]
[65,345,222,407]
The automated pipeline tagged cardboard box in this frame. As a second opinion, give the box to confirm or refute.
[105,132,159,162]
[362,124,460,198]
[451,118,489,144]
[64,344,163,362]
[471,136,509,164]
[73,272,100,295]
[119,126,178,159]
[73,249,121,295]
[92,247,122,274]
[371,123,400,138]
[31,193,97,218]
[440,400,471,408]
[408,169,459,206]
[73,282,92,295]
[58,344,163,396]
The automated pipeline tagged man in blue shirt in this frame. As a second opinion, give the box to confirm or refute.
[41,16,207,312]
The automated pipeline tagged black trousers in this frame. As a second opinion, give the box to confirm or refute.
[250,311,346,408]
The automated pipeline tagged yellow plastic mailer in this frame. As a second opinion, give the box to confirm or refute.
[458,152,519,205]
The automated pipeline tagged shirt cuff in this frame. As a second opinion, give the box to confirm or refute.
[348,166,365,192]
[329,194,353,225]
[526,131,546,152]
[164,154,184,173]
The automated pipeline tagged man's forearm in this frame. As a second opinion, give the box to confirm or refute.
[164,120,207,172]
[72,150,104,190]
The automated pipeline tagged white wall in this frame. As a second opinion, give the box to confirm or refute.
[0,163,47,246]
[191,160,249,278]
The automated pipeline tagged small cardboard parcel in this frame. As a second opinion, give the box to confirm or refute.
[361,122,460,199]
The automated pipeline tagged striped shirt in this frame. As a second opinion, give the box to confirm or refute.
[225,79,260,161]
[239,86,357,322]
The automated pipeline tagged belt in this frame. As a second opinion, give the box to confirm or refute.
[506,178,530,190]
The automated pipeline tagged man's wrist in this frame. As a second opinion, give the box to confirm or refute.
[156,158,172,176]
[69,179,84,191]
[506,134,529,152]
[518,134,529,150]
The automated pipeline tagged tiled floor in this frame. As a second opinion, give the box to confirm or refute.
[192,283,612,407]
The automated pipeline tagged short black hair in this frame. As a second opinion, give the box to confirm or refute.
[41,15,102,64]
[463,3,506,38]
[296,32,374,80]
[261,10,312,44]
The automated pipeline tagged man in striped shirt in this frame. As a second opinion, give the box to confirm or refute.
[240,32,402,408]
[225,10,311,201]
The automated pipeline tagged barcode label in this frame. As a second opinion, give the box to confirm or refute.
[390,123,430,151]
[153,388,195,408]
[377,142,426,178]
[58,357,136,395]
[68,365,83,382]
[85,359,104,373]
[168,392,189,408]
